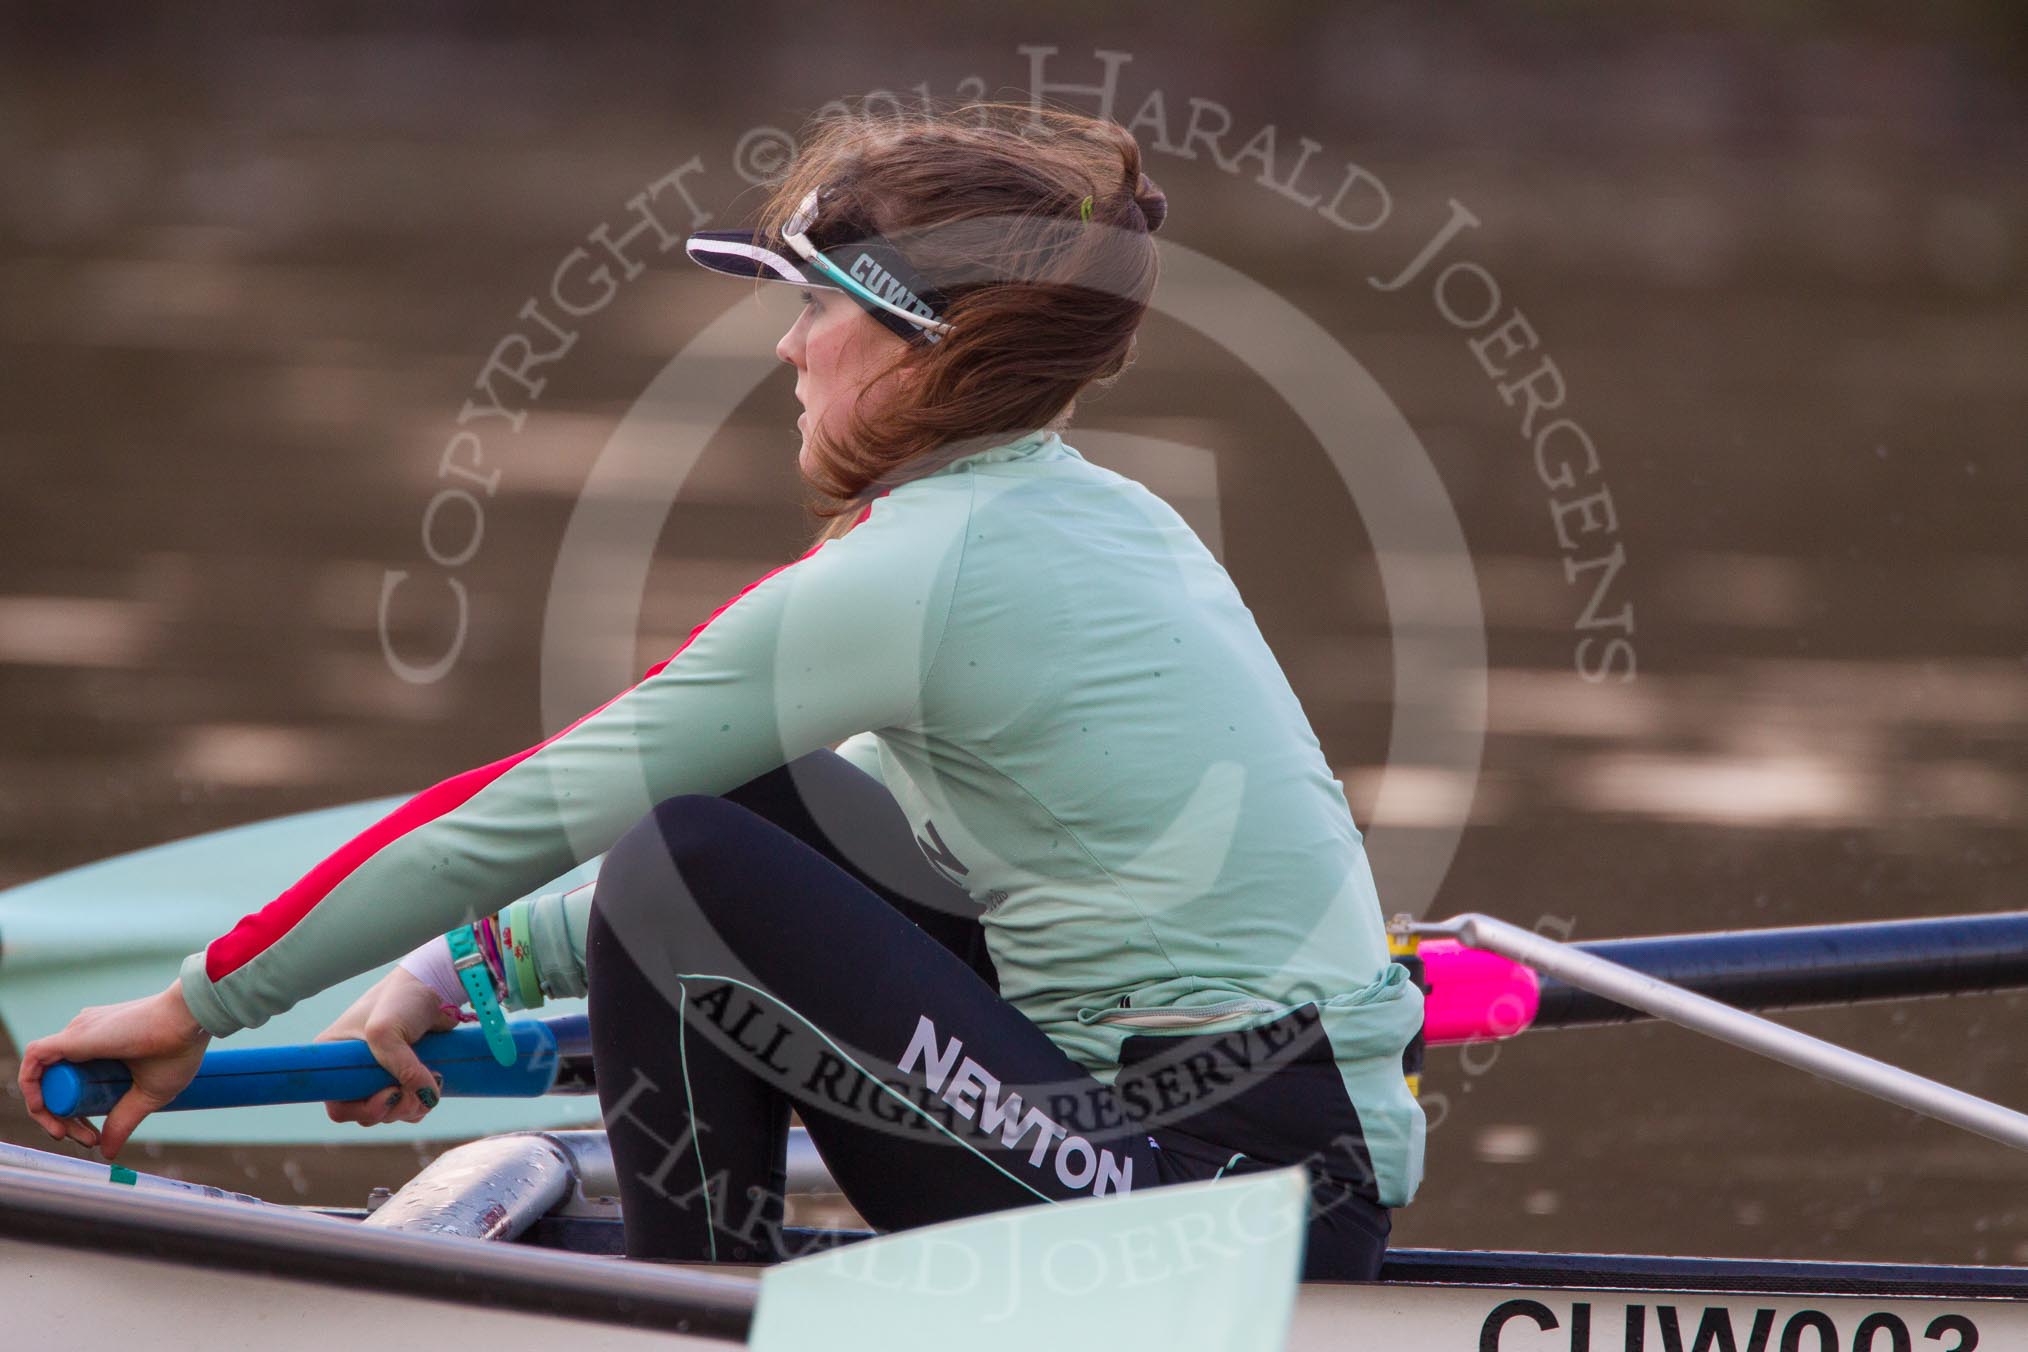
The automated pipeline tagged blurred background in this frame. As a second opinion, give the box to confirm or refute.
[1,2,2024,1263]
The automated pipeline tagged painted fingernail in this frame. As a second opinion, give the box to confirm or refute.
[384,1088,403,1107]
[417,1087,439,1110]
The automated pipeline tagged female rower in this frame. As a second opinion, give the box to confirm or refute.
[18,102,1424,1280]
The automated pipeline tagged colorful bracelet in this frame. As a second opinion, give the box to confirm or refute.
[502,895,546,1012]
[475,914,508,993]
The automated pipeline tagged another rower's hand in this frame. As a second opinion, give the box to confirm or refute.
[313,968,461,1127]
[18,982,211,1160]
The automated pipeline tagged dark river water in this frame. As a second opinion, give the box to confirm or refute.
[1,9,2024,1267]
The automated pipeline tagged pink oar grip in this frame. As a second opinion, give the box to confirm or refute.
[1417,939,1540,1045]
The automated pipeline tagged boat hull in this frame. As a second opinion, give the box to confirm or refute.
[1296,1280,2020,1350]
[0,1237,720,1351]
[12,1182,2028,1352]
[10,1235,2025,1350]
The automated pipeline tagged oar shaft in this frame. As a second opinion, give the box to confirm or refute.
[41,1016,586,1118]
[1539,912,2028,1029]
[1437,913,2028,1153]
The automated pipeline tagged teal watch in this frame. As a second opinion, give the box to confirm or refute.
[447,924,518,1067]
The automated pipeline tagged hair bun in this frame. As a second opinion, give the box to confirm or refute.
[1133,171,1168,234]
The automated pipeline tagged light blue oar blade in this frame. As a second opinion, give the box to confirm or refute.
[0,797,603,1144]
[751,1169,1309,1352]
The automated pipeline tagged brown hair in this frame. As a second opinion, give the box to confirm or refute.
[747,99,1168,544]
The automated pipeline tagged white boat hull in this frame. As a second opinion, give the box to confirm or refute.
[0,1238,718,1351]
[1292,1280,2019,1350]
[8,1232,2024,1351]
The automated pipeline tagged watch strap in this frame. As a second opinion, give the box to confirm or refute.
[446,923,518,1068]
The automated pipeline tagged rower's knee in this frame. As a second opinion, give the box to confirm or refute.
[595,794,747,931]
[649,793,749,868]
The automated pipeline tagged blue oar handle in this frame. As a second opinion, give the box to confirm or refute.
[41,1018,564,1118]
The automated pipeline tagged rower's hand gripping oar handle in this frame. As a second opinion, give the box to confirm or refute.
[39,1018,564,1118]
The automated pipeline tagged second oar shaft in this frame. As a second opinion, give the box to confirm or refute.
[1537,911,2028,1029]
[1435,912,2028,1154]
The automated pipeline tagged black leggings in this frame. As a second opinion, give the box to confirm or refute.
[583,750,1392,1280]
